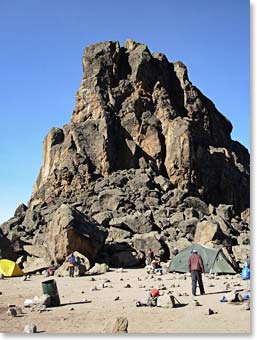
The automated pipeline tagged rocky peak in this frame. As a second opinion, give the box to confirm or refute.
[31,39,249,213]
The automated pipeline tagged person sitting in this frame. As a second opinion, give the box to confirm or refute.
[151,256,163,275]
[136,288,159,307]
[47,260,57,276]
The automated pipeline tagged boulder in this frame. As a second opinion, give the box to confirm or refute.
[91,211,113,226]
[132,233,163,256]
[216,204,235,222]
[34,294,52,307]
[168,237,191,254]
[7,307,17,317]
[106,227,131,242]
[109,212,154,234]
[47,204,107,263]
[154,175,171,192]
[104,317,128,333]
[0,228,16,260]
[24,324,37,333]
[22,256,50,274]
[209,215,232,235]
[128,173,151,191]
[232,245,250,265]
[177,218,199,235]
[98,189,124,211]
[110,251,140,267]
[23,245,51,261]
[241,208,250,224]
[183,197,210,218]
[237,232,250,246]
[194,219,225,245]
[14,203,28,218]
[169,212,185,228]
[88,263,109,275]
[157,294,175,308]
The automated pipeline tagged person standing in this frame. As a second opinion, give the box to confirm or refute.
[68,253,76,277]
[188,250,205,296]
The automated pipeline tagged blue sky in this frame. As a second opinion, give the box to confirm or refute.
[0,0,250,223]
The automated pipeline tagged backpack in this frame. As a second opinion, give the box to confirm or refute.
[241,266,250,280]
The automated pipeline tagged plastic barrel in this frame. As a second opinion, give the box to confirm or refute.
[42,279,60,306]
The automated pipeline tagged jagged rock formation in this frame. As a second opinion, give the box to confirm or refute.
[0,40,250,269]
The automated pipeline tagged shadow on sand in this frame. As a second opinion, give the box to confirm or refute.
[59,300,92,307]
[203,288,243,296]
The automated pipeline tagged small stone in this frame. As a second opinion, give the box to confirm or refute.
[39,305,47,313]
[81,291,85,294]
[43,271,49,278]
[24,299,34,308]
[244,301,250,310]
[36,294,52,307]
[16,306,23,315]
[208,308,214,315]
[116,268,124,273]
[124,284,131,288]
[114,296,120,301]
[24,324,37,333]
[68,307,74,311]
[104,317,128,333]
[7,307,17,317]
[90,286,98,291]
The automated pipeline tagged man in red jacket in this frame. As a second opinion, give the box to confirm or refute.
[188,250,205,296]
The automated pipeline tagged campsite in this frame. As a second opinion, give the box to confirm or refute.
[0,246,250,333]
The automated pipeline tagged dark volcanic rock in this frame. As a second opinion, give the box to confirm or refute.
[30,39,249,213]
[47,204,108,263]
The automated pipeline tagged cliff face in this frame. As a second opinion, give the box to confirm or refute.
[32,40,249,212]
[0,40,250,268]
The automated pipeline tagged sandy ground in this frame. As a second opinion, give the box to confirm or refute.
[0,268,251,334]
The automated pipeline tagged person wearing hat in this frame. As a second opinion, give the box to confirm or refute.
[188,250,205,296]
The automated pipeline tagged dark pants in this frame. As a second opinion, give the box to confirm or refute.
[69,265,75,277]
[191,270,205,295]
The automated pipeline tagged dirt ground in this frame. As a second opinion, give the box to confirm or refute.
[0,267,251,334]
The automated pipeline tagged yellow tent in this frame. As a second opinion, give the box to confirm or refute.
[0,259,24,277]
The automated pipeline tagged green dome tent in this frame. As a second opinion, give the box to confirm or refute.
[168,244,236,274]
